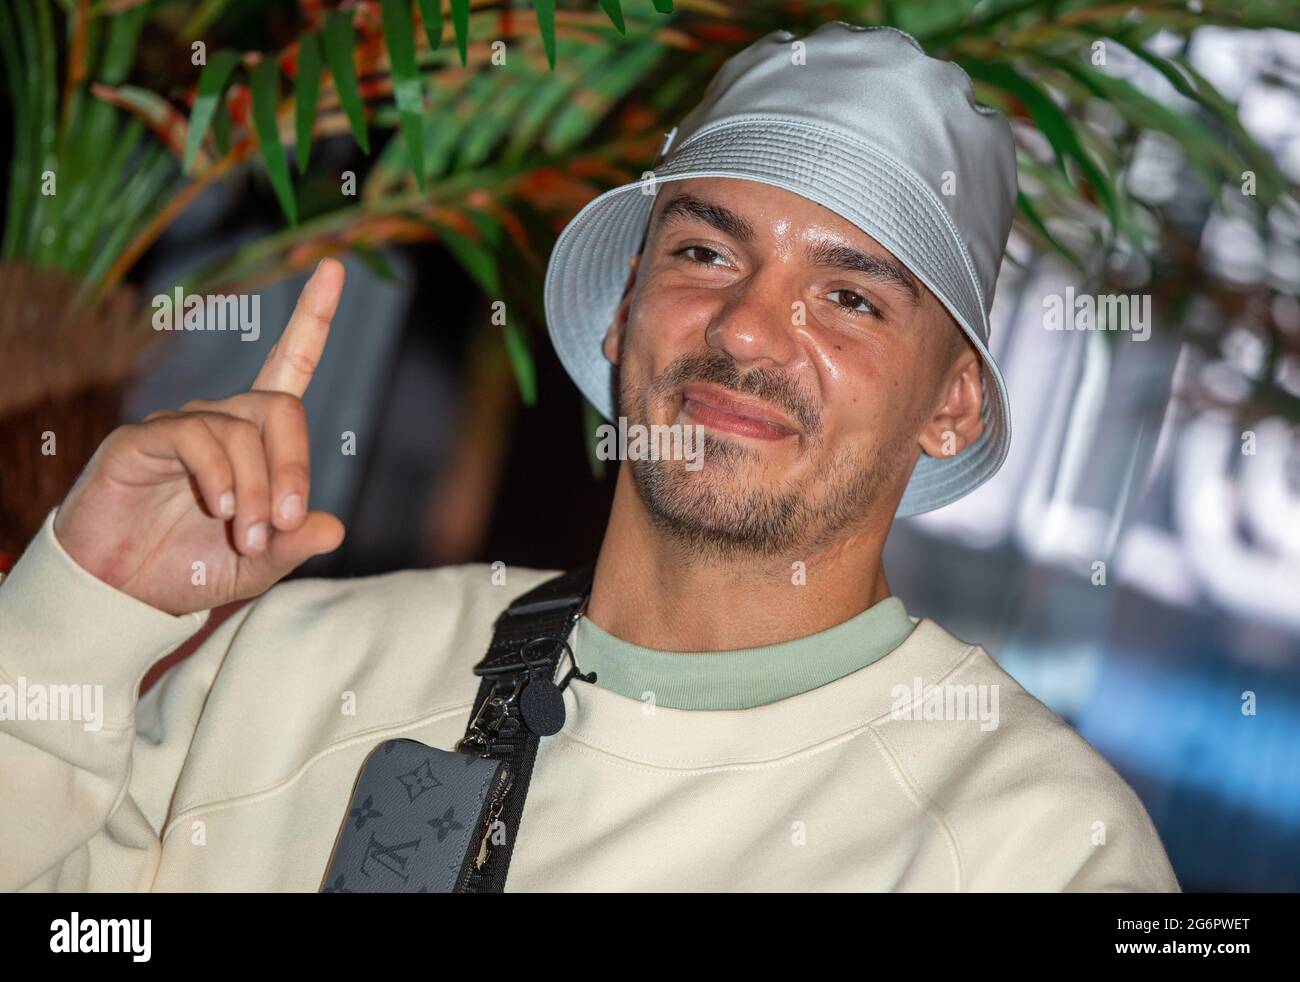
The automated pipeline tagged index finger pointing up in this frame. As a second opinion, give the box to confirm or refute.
[251,257,346,396]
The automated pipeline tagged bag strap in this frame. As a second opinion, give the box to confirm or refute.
[455,564,595,892]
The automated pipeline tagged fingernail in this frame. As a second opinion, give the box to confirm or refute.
[245,523,267,551]
[279,494,304,523]
[218,491,235,518]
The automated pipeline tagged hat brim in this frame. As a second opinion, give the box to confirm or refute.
[544,124,1011,518]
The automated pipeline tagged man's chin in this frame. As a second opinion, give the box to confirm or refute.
[627,454,806,558]
[640,437,762,484]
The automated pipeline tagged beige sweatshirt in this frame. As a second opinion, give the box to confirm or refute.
[0,509,1180,892]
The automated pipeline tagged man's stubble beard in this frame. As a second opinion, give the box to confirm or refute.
[617,349,915,563]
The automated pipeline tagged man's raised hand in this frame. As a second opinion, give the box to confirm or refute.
[53,258,348,615]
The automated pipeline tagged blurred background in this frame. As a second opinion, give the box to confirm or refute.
[1,0,1298,891]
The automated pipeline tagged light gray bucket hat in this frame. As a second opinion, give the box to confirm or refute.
[543,21,1018,516]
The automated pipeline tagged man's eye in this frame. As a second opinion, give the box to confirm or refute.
[828,289,879,317]
[675,245,726,266]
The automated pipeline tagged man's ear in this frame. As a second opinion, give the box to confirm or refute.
[917,346,985,460]
[602,252,641,365]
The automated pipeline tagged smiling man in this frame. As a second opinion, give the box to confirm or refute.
[0,22,1179,892]
[581,176,983,659]
[609,183,978,564]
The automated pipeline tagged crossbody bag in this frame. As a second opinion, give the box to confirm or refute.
[319,565,595,893]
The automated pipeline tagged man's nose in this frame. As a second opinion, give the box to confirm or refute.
[704,268,801,370]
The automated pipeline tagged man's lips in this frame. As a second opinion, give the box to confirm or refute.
[679,384,798,441]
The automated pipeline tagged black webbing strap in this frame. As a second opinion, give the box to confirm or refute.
[456,564,594,893]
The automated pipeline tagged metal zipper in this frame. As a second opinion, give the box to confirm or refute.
[456,763,513,892]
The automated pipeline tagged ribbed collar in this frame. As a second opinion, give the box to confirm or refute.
[556,617,979,769]
[569,596,915,710]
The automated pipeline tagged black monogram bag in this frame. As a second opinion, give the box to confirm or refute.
[319,565,594,893]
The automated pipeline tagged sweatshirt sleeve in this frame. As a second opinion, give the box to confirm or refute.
[0,509,252,891]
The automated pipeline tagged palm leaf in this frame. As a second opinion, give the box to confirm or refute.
[431,207,537,403]
[350,244,398,281]
[90,84,193,162]
[1016,188,1081,269]
[381,0,426,188]
[451,0,471,67]
[81,142,174,289]
[416,0,443,51]
[323,10,370,154]
[421,81,468,181]
[599,0,626,35]
[249,59,298,225]
[533,0,558,69]
[964,58,1120,227]
[21,0,58,262]
[211,86,233,154]
[65,118,146,273]
[435,219,501,296]
[503,39,610,165]
[1039,54,1239,204]
[502,319,538,407]
[545,36,664,152]
[0,0,33,259]
[458,70,531,169]
[97,0,146,85]
[184,49,240,173]
[295,34,323,172]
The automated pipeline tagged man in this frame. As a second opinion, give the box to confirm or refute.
[0,22,1179,891]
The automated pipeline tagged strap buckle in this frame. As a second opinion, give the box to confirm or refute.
[456,674,525,756]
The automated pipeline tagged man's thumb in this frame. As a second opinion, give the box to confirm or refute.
[263,510,346,573]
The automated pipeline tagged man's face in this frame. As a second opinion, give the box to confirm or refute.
[604,176,985,559]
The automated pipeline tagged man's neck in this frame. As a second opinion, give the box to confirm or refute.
[585,469,895,652]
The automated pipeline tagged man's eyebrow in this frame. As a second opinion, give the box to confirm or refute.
[654,192,756,243]
[804,241,921,306]
[653,194,921,306]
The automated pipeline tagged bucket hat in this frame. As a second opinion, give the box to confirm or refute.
[543,21,1018,516]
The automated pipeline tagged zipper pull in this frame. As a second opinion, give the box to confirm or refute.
[473,766,514,870]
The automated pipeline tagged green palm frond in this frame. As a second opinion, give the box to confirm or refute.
[916,0,1299,261]
[192,13,680,400]
[171,0,1299,408]
[4,0,1297,414]
[0,0,179,300]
